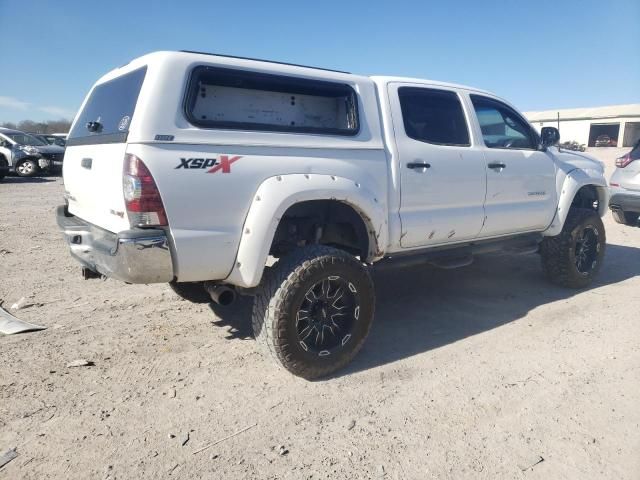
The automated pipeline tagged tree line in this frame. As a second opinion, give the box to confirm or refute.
[1,119,72,134]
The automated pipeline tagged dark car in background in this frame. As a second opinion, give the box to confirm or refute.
[31,133,67,148]
[0,127,65,177]
[595,134,617,147]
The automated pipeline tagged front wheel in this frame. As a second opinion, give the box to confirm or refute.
[15,159,39,177]
[0,156,7,180]
[252,245,375,379]
[540,208,606,288]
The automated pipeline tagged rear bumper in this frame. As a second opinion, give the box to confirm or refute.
[56,205,174,283]
[609,193,640,213]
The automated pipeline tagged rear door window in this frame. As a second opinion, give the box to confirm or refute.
[67,67,147,146]
[184,66,359,136]
[398,87,470,146]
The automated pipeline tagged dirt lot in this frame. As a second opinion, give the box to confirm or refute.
[1,148,638,479]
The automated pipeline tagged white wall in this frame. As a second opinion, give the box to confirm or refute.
[528,117,640,146]
[530,119,592,144]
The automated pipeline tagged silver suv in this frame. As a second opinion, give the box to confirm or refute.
[609,140,640,226]
[0,127,65,177]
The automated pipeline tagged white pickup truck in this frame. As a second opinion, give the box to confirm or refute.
[58,51,609,379]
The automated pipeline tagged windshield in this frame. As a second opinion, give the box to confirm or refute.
[6,132,48,146]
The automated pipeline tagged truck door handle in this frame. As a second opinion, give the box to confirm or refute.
[81,158,92,169]
[407,162,431,170]
[488,162,506,170]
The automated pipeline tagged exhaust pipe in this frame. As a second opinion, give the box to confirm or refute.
[204,282,236,306]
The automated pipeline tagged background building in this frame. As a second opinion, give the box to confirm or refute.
[525,104,640,147]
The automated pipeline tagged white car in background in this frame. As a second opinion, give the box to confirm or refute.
[609,140,640,226]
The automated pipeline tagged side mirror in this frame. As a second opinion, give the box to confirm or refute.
[541,127,560,148]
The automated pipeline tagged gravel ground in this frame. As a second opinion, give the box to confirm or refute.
[0,148,638,479]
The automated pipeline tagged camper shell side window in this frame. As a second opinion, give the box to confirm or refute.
[184,66,360,136]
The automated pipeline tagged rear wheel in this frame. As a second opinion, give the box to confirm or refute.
[15,159,38,177]
[540,208,606,288]
[252,245,375,379]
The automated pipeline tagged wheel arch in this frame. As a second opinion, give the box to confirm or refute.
[270,199,372,259]
[544,169,609,237]
[225,174,387,288]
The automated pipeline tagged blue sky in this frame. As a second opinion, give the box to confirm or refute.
[1,0,638,123]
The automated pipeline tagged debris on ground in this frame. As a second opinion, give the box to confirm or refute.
[192,423,258,455]
[10,297,32,310]
[347,420,356,431]
[0,448,18,469]
[278,445,289,456]
[61,302,89,310]
[181,432,190,446]
[517,455,544,471]
[66,359,94,368]
[0,306,47,335]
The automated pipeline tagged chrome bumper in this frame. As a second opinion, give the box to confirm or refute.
[56,205,174,284]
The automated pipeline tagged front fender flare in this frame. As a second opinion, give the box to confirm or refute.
[543,168,609,237]
[225,174,387,288]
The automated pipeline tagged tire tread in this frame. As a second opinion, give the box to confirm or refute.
[252,245,374,379]
[540,208,606,288]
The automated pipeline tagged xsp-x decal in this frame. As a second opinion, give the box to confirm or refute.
[175,155,243,174]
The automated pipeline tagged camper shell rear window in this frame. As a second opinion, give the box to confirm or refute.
[67,67,147,146]
[184,66,359,136]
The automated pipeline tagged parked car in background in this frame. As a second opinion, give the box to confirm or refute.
[595,134,617,147]
[560,140,586,152]
[31,133,67,148]
[0,127,65,177]
[0,152,8,181]
[610,140,640,226]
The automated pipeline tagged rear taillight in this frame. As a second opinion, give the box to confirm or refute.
[615,153,634,168]
[123,153,167,227]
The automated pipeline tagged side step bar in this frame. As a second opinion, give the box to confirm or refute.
[375,233,542,271]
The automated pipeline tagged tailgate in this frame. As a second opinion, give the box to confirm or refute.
[63,143,130,233]
[63,66,147,233]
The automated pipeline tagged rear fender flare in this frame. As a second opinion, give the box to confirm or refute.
[226,174,387,288]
